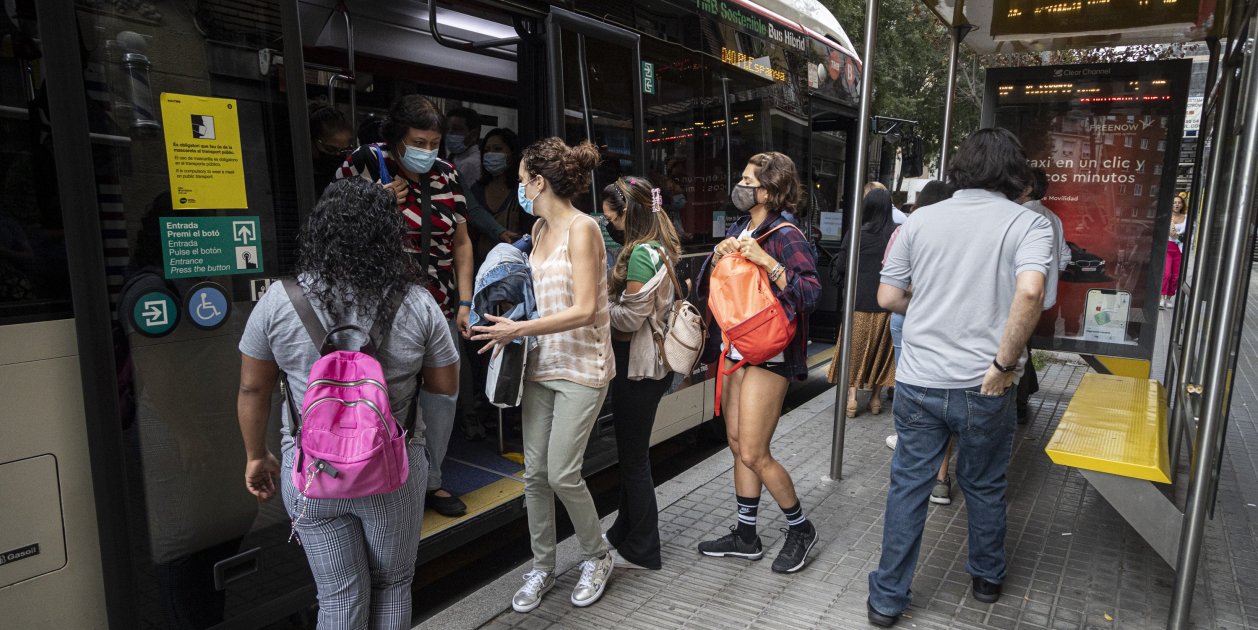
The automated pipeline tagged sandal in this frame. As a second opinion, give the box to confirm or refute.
[869,399,883,415]
[846,399,859,417]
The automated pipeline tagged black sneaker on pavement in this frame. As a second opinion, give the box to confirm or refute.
[697,526,764,560]
[971,576,1002,603]
[867,600,900,627]
[771,522,818,573]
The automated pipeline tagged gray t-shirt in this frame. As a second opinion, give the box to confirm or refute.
[239,278,458,450]
[881,188,1055,389]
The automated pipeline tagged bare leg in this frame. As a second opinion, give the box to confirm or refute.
[734,367,796,508]
[720,366,764,498]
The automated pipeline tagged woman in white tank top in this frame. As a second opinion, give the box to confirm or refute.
[471,137,616,613]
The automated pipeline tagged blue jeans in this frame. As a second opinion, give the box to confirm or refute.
[889,312,904,365]
[868,381,1016,616]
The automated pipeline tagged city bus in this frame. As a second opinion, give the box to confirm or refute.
[0,0,860,627]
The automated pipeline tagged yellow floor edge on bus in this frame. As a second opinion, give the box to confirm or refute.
[421,477,525,539]
[807,344,834,369]
[1044,373,1171,484]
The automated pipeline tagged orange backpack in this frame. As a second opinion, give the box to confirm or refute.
[708,223,801,415]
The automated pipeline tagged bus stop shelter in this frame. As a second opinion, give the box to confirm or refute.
[829,0,1258,627]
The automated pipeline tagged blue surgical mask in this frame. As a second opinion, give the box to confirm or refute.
[446,134,467,156]
[482,152,509,176]
[401,145,437,174]
[517,179,541,215]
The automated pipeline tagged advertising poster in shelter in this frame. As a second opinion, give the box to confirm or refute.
[983,60,1192,359]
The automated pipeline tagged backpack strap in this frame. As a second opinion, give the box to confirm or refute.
[374,144,391,184]
[657,246,688,301]
[283,279,333,354]
[416,174,434,284]
[754,221,804,244]
[714,331,748,417]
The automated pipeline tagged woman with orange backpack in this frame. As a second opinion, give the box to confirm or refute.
[695,152,822,574]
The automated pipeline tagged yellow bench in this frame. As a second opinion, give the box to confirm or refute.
[1045,373,1172,483]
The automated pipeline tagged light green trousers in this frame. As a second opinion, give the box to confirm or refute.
[521,378,611,572]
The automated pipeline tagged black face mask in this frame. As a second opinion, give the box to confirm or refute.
[314,152,345,174]
[607,225,625,246]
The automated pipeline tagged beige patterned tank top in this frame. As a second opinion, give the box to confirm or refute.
[527,213,615,388]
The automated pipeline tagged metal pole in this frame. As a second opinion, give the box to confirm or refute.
[342,6,357,139]
[938,1,967,176]
[829,0,879,481]
[1170,50,1233,474]
[1168,24,1258,627]
[1167,38,1218,386]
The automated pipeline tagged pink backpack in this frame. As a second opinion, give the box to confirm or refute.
[281,280,410,501]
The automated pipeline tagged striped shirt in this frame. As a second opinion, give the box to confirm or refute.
[527,213,615,388]
[336,144,468,319]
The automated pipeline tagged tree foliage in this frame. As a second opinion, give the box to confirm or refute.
[821,0,982,175]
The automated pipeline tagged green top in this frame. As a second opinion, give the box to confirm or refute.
[626,241,665,284]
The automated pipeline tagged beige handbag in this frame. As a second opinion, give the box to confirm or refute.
[655,258,707,374]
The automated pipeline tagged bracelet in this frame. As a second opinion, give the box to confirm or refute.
[768,263,785,282]
[458,300,473,308]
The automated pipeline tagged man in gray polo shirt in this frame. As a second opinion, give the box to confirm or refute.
[866,128,1056,627]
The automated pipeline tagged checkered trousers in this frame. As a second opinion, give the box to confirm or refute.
[281,443,428,629]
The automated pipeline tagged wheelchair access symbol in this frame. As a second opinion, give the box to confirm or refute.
[187,282,231,331]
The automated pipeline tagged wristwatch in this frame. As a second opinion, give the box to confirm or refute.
[992,358,1017,373]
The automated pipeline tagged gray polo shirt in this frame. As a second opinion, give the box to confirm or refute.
[239,278,459,450]
[881,189,1055,389]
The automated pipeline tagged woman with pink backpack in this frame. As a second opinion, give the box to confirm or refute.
[236,178,459,628]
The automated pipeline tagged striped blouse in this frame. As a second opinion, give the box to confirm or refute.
[526,213,615,388]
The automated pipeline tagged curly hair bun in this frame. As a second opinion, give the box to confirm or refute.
[521,137,602,200]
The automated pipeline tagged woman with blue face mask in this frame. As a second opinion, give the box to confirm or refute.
[467,128,535,266]
[335,94,475,519]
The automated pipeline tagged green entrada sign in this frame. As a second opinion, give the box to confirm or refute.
[642,61,657,95]
[160,216,263,279]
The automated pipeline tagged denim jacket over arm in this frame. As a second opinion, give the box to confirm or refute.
[470,243,538,348]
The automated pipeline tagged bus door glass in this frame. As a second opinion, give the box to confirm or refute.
[809,110,854,339]
[546,8,644,215]
[68,2,308,626]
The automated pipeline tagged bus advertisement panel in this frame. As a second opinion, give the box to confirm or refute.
[983,60,1192,360]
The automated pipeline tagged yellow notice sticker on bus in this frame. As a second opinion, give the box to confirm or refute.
[160,93,248,210]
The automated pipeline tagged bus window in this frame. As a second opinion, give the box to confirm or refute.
[642,38,727,248]
[559,30,637,212]
[0,7,73,323]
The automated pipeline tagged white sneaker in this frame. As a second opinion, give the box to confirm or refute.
[571,554,614,607]
[512,570,554,613]
[885,434,898,450]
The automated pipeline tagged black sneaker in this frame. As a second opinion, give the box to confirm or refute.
[698,526,764,559]
[867,600,900,627]
[971,576,1002,603]
[426,490,467,517]
[771,523,818,573]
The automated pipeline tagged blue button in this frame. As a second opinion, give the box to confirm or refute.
[187,282,230,330]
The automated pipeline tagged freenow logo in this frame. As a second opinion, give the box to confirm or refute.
[1089,123,1141,132]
